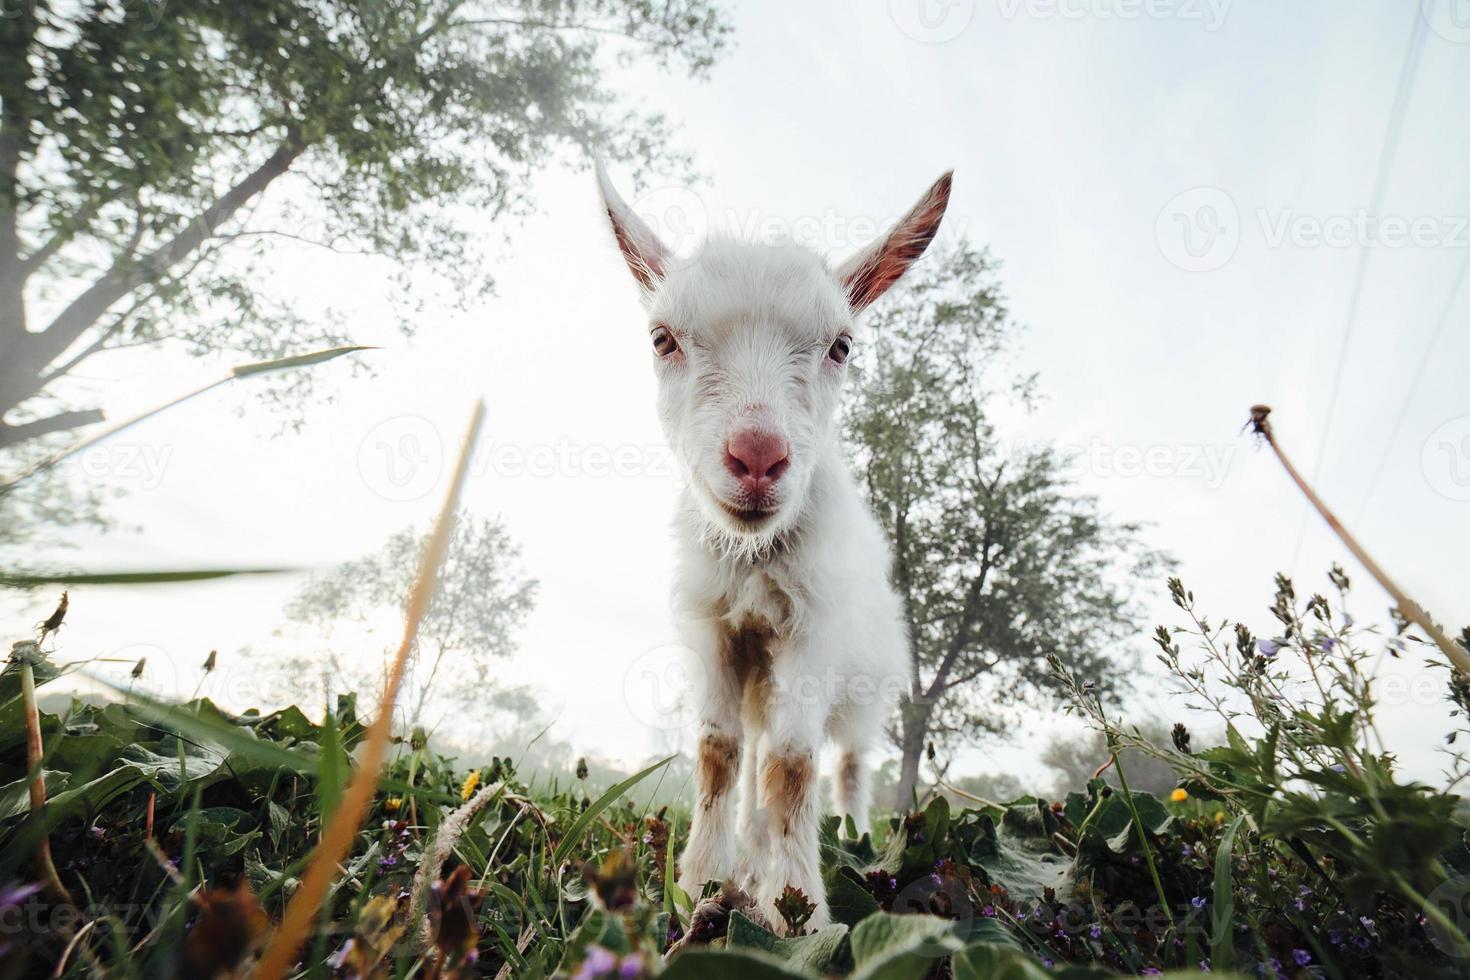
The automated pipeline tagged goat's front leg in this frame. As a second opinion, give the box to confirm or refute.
[677,644,743,896]
[755,666,830,934]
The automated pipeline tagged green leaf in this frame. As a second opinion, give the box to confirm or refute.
[850,912,963,980]
[551,756,674,866]
[84,684,320,777]
[828,866,881,927]
[1212,814,1246,972]
[728,909,852,974]
[661,949,812,979]
[0,771,69,821]
[952,943,1053,980]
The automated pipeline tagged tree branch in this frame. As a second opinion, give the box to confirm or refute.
[0,133,306,415]
[923,538,996,702]
[0,409,105,449]
[13,196,110,283]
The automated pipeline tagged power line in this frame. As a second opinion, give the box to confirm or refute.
[1356,244,1470,516]
[1287,6,1430,575]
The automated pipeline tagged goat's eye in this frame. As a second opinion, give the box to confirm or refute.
[651,325,679,358]
[826,334,853,364]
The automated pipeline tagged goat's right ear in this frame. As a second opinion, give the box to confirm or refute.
[596,162,668,295]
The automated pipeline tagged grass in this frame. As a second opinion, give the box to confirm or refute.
[4,568,1470,979]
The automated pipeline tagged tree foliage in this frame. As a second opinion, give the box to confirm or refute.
[0,0,730,458]
[277,512,538,734]
[844,243,1163,807]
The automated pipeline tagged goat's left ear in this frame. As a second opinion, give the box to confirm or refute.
[595,161,668,296]
[836,171,953,314]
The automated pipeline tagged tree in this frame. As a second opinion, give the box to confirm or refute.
[1039,722,1206,798]
[276,513,538,735]
[845,243,1163,809]
[0,0,729,458]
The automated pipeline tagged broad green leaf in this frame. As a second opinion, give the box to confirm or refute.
[828,866,881,926]
[83,684,320,777]
[951,943,1053,980]
[850,912,963,980]
[0,771,69,821]
[661,948,812,979]
[728,909,852,974]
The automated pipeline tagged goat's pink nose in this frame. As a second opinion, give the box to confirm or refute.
[724,430,790,493]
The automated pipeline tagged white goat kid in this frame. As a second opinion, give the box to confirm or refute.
[597,168,953,932]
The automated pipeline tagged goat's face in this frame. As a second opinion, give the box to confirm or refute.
[597,169,952,546]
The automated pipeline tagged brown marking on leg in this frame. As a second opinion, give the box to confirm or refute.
[720,619,774,727]
[836,751,860,805]
[762,751,814,837]
[696,733,740,811]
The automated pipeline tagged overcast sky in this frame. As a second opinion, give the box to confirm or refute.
[9,0,1470,786]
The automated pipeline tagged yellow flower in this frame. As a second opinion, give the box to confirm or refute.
[384,797,402,813]
[460,770,481,801]
[1170,787,1189,803]
[1215,811,1227,825]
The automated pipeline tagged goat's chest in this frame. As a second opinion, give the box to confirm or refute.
[712,565,799,724]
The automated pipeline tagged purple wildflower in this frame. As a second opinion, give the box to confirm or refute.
[1257,638,1281,657]
[1292,949,1311,966]
[619,953,644,979]
[574,945,618,980]
[1191,896,1207,910]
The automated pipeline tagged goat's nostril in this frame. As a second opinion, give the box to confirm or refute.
[724,450,751,479]
[725,431,790,488]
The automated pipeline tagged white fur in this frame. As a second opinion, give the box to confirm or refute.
[596,166,950,932]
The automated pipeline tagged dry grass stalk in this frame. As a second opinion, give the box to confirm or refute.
[1248,404,1470,675]
[13,638,74,905]
[253,400,485,979]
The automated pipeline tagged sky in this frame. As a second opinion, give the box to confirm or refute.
[8,0,1470,787]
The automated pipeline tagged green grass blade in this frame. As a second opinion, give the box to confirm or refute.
[229,345,375,378]
[666,828,692,915]
[1,567,293,587]
[0,345,372,493]
[552,756,674,867]
[319,706,344,829]
[1211,814,1245,972]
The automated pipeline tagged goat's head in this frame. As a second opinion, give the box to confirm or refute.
[597,168,952,548]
